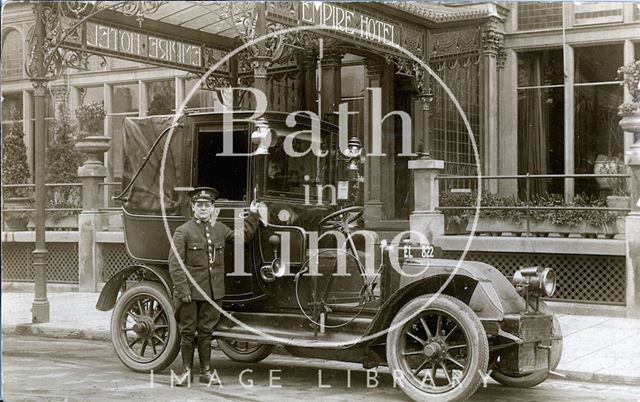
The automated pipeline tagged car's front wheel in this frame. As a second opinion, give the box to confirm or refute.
[217,339,274,363]
[386,294,489,402]
[110,282,180,373]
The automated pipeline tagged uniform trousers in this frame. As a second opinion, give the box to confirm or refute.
[176,299,220,346]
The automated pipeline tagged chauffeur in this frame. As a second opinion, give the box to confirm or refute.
[169,187,261,385]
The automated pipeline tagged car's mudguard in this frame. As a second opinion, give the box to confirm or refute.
[400,258,526,319]
[365,258,526,339]
[96,264,173,311]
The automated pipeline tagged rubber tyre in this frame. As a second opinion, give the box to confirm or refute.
[110,282,180,373]
[217,339,274,363]
[386,294,489,402]
[491,301,563,388]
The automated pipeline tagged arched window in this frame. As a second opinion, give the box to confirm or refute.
[2,29,23,80]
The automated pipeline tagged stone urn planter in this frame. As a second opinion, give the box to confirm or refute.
[75,136,111,166]
[2,196,32,231]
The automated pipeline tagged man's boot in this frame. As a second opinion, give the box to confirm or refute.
[198,336,219,385]
[175,343,193,387]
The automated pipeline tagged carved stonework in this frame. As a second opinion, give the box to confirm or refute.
[320,49,344,68]
[301,52,318,70]
[50,85,68,103]
[497,47,507,69]
[482,29,504,54]
[365,60,385,77]
[32,79,48,97]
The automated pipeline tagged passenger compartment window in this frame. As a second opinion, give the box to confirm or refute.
[196,130,249,201]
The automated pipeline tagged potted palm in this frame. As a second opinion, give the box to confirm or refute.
[2,108,32,230]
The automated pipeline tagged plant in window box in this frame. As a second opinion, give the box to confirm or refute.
[439,190,475,234]
[2,108,32,230]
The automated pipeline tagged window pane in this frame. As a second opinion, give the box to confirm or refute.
[517,2,563,31]
[2,92,23,121]
[341,64,365,98]
[184,78,216,111]
[574,84,623,194]
[517,87,565,196]
[518,49,564,87]
[575,44,623,83]
[147,80,175,115]
[112,84,139,113]
[80,87,104,105]
[2,30,23,79]
[574,2,623,25]
[431,59,480,187]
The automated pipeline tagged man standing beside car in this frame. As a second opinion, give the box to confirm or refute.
[169,187,261,385]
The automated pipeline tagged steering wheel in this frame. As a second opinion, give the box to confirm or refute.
[318,206,364,231]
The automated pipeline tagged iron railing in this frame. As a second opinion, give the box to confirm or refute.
[2,183,82,213]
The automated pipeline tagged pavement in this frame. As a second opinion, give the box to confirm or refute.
[2,291,640,386]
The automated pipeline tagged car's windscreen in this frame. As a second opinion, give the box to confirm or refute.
[265,130,336,203]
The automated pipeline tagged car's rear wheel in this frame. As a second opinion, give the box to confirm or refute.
[111,282,180,373]
[490,301,563,388]
[387,294,489,402]
[217,339,274,363]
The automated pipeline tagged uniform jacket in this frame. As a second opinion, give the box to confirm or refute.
[168,212,259,300]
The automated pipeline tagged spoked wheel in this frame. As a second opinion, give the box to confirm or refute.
[217,339,274,363]
[491,300,563,388]
[387,294,489,402]
[111,282,180,372]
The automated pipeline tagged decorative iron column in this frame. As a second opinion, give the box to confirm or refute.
[29,3,50,323]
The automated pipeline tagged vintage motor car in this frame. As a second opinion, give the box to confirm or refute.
[97,111,562,402]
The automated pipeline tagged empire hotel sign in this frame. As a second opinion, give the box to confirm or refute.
[298,1,398,46]
[86,22,203,69]
[63,21,228,75]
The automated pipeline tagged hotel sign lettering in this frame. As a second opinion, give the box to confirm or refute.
[85,22,202,68]
[298,2,398,46]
